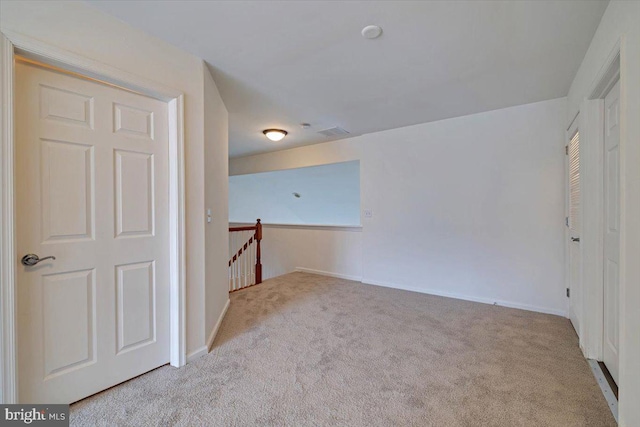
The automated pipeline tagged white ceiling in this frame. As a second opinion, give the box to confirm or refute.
[87,0,608,158]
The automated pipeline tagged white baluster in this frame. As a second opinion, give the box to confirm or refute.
[247,232,251,287]
[240,231,244,289]
[242,240,246,288]
[242,234,249,288]
[241,231,245,289]
[240,238,244,289]
[233,232,237,291]
[235,243,239,291]
[251,238,256,285]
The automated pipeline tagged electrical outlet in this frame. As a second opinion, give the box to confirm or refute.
[364,209,373,218]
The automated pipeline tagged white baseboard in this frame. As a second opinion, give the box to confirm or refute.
[588,359,618,423]
[186,298,231,363]
[361,278,568,317]
[207,298,231,351]
[295,267,362,282]
[186,346,208,363]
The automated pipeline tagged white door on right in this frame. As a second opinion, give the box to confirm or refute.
[603,79,620,384]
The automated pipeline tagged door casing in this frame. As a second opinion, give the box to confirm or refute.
[602,78,621,383]
[566,39,621,364]
[0,30,187,404]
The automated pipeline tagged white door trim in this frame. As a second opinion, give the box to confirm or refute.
[578,98,605,359]
[579,41,621,362]
[0,32,17,406]
[566,36,621,365]
[0,31,187,404]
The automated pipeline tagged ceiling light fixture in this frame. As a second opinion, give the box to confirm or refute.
[263,129,288,142]
[361,25,383,39]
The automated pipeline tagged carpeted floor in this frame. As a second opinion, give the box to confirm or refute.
[71,272,616,426]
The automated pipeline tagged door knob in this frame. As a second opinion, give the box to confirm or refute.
[21,254,56,266]
[571,237,580,242]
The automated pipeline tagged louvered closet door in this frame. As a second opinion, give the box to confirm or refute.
[15,60,170,404]
[568,130,581,334]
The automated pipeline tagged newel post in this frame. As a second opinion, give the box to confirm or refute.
[255,219,262,284]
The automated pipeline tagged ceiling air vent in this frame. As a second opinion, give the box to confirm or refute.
[317,126,350,137]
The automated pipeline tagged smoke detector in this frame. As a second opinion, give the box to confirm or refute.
[361,25,383,39]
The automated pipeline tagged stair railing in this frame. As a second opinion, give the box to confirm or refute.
[228,219,262,292]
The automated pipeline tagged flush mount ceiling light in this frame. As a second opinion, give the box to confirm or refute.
[361,25,383,39]
[263,129,288,142]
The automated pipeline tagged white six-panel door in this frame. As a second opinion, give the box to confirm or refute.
[15,60,170,403]
[603,80,620,384]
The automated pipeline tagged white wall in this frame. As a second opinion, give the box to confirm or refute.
[0,1,228,359]
[231,97,568,316]
[230,161,360,226]
[231,224,363,282]
[203,65,229,350]
[567,2,640,425]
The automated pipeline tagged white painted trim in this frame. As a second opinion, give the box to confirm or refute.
[186,346,209,364]
[566,110,579,132]
[571,40,620,363]
[295,267,362,282]
[587,39,621,100]
[588,359,618,423]
[361,278,568,317]
[579,99,605,360]
[168,95,187,369]
[0,33,17,405]
[207,299,230,351]
[0,31,187,402]
[3,30,182,101]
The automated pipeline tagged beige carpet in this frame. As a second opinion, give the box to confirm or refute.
[71,272,615,426]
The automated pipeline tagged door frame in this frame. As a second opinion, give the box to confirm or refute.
[0,31,187,404]
[572,38,621,361]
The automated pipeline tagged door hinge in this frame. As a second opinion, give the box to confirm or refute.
[565,145,569,155]
[566,288,570,298]
[566,217,569,227]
